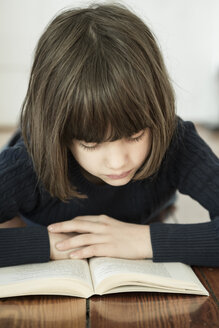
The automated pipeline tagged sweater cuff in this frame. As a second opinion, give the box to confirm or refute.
[0,226,50,267]
[150,218,219,266]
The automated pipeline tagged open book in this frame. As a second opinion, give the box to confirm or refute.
[0,257,208,298]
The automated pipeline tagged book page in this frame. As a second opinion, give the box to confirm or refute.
[0,259,92,287]
[89,257,207,294]
[89,257,172,288]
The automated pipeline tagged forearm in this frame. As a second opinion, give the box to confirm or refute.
[0,226,50,267]
[150,217,219,266]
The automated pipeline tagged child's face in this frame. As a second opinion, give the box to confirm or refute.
[70,128,151,186]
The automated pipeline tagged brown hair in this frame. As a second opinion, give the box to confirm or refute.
[20,2,176,201]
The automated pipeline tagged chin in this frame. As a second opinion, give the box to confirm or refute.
[103,177,132,186]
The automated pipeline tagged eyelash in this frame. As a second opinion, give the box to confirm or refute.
[80,132,145,151]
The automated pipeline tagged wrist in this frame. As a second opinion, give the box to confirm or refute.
[145,225,153,258]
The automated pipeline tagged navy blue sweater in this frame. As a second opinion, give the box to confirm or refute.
[0,117,219,267]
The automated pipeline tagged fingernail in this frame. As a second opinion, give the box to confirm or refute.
[70,253,79,259]
[48,225,54,231]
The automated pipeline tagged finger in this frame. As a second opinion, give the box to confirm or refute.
[56,233,107,251]
[48,219,107,234]
[73,215,120,227]
[69,243,114,259]
[73,215,111,224]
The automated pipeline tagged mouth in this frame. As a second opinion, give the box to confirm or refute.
[106,170,132,180]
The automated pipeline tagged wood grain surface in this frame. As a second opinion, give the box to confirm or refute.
[198,267,219,299]
[90,292,218,328]
[0,296,86,328]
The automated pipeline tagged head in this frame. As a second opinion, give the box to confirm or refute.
[21,3,176,201]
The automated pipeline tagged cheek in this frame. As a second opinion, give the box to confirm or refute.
[135,147,148,163]
[72,146,99,172]
[133,136,151,164]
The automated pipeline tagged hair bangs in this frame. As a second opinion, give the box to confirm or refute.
[66,50,149,144]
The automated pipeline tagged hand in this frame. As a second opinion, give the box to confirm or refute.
[48,232,81,260]
[48,215,153,260]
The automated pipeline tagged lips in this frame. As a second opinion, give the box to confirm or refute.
[106,170,132,180]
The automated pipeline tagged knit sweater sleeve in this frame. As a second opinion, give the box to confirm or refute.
[150,118,219,266]
[0,145,50,267]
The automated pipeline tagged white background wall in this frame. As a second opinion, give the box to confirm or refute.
[0,0,219,126]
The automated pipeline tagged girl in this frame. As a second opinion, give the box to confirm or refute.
[0,3,219,268]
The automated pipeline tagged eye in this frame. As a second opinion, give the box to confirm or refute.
[77,130,145,151]
[127,130,145,143]
[79,142,99,151]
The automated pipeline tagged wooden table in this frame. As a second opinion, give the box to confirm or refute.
[0,266,218,328]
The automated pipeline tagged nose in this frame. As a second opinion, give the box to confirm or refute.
[105,140,128,171]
